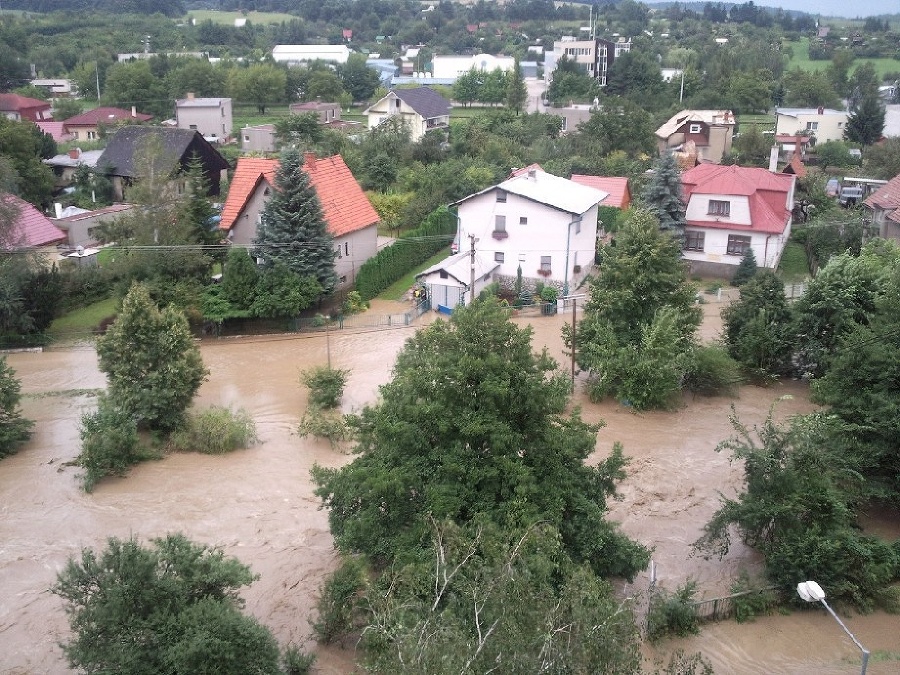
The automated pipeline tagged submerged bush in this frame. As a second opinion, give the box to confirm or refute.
[646,581,700,641]
[297,407,353,448]
[300,366,349,409]
[169,406,258,454]
[313,556,366,644]
[685,345,743,397]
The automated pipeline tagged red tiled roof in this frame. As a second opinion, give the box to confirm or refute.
[220,154,379,238]
[62,106,153,126]
[34,121,73,142]
[782,153,807,178]
[570,175,631,208]
[863,174,900,224]
[682,164,794,235]
[1,193,67,248]
[0,93,51,113]
[508,163,543,178]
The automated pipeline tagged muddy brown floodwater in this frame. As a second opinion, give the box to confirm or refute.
[1,296,899,674]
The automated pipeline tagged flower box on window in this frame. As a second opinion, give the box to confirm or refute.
[537,269,552,277]
[573,265,582,274]
[492,230,508,240]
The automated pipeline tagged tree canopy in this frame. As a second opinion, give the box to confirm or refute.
[0,356,33,459]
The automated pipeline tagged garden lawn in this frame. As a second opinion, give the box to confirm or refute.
[377,247,451,301]
[784,37,900,80]
[49,297,117,337]
[778,241,809,281]
[184,10,297,24]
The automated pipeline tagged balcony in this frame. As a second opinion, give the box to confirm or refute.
[492,230,508,240]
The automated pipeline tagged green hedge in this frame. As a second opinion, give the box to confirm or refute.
[355,206,457,300]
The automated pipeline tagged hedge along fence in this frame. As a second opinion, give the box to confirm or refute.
[355,206,457,300]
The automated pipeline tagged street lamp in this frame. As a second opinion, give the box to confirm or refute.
[796,580,869,675]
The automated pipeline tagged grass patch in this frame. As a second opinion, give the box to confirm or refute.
[377,246,451,301]
[784,37,900,79]
[50,297,118,335]
[737,113,775,129]
[778,241,810,281]
[185,9,298,24]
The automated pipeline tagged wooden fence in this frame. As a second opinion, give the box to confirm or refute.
[689,587,779,623]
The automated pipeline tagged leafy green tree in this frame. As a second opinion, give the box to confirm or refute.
[0,117,57,207]
[274,112,324,149]
[102,60,168,118]
[505,58,528,114]
[695,411,900,610]
[250,262,321,319]
[642,152,687,239]
[732,123,771,167]
[313,299,650,579]
[573,96,655,157]
[305,69,344,104]
[166,58,227,99]
[221,247,259,313]
[51,98,84,122]
[252,149,336,295]
[452,67,479,106]
[52,534,284,674]
[0,356,33,459]
[781,68,840,109]
[338,53,380,102]
[606,50,666,109]
[300,366,348,409]
[179,154,220,246]
[844,93,885,146]
[725,68,774,114]
[721,270,793,375]
[847,62,880,111]
[227,64,287,114]
[862,136,900,180]
[573,209,701,408]
[96,283,208,432]
[731,247,758,286]
[815,140,857,169]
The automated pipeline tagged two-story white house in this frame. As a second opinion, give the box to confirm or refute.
[175,94,233,143]
[775,107,849,144]
[418,166,607,308]
[681,164,796,278]
[363,87,451,142]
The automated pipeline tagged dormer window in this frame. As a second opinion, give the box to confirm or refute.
[689,123,702,133]
[708,200,730,217]
[496,190,507,203]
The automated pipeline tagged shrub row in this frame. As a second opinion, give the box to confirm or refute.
[354,206,456,300]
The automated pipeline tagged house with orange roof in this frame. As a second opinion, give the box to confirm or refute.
[863,174,900,243]
[220,153,379,290]
[569,175,631,209]
[681,164,796,278]
[1,193,67,265]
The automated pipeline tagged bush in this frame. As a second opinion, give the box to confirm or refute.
[646,581,700,641]
[300,366,349,409]
[342,291,369,315]
[78,396,156,492]
[297,407,353,448]
[168,406,258,454]
[283,646,316,674]
[684,346,743,397]
[313,557,366,644]
[0,357,34,459]
[730,571,777,623]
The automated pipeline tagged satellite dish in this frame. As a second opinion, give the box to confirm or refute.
[76,245,84,256]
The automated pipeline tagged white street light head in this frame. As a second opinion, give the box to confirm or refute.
[797,580,826,603]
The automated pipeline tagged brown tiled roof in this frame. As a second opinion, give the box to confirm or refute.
[220,154,378,237]
[570,175,631,208]
[63,106,152,126]
[863,174,900,224]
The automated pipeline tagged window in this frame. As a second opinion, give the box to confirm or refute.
[496,190,507,203]
[806,121,819,131]
[494,252,505,262]
[540,255,551,271]
[189,124,197,130]
[86,131,96,140]
[727,234,752,256]
[244,135,250,142]
[708,200,730,217]
[689,123,702,134]
[519,216,527,225]
[683,230,705,251]
[336,245,342,259]
[344,242,349,256]
[439,270,449,279]
[493,215,507,239]
[339,275,347,283]
[519,253,526,262]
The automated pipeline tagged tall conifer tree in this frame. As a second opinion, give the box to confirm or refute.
[642,152,687,241]
[252,149,337,295]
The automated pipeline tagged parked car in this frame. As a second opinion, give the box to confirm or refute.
[826,178,840,197]
[838,186,864,207]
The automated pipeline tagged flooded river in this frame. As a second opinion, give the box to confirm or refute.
[1,298,898,674]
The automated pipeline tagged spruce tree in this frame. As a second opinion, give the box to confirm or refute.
[845,93,885,146]
[731,248,758,286]
[505,58,528,114]
[642,152,687,241]
[252,149,337,295]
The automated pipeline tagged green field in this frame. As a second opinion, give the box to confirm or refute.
[784,37,900,79]
[49,297,118,336]
[185,9,298,25]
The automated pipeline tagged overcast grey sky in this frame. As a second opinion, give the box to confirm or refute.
[646,1,899,19]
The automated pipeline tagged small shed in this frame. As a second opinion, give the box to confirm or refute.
[416,251,499,312]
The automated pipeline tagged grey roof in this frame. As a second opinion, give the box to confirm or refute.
[176,97,231,107]
[44,149,105,169]
[96,126,228,178]
[393,87,451,120]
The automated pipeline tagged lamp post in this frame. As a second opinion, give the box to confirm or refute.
[796,580,869,675]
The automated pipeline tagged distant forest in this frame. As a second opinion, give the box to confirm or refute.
[4,0,185,16]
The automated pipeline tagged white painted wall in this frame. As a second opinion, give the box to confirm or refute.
[685,194,751,226]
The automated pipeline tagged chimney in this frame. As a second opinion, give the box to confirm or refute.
[768,145,779,173]
[53,202,62,219]
[304,152,316,169]
[131,105,137,117]
[68,147,80,160]
[187,92,195,101]
[528,168,536,178]
[817,106,824,115]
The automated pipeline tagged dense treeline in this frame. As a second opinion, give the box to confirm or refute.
[3,0,185,16]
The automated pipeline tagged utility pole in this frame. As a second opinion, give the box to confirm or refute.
[469,233,477,305]
[571,298,577,387]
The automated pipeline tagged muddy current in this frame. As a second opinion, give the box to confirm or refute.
[2,297,899,674]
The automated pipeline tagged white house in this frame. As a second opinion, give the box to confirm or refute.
[775,107,849,144]
[681,164,796,277]
[272,45,351,65]
[444,165,607,303]
[431,53,515,80]
[363,87,451,142]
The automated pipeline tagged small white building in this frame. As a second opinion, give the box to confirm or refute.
[431,53,516,80]
[775,107,849,144]
[272,44,351,65]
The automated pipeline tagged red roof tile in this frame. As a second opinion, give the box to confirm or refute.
[0,93,52,113]
[570,175,631,208]
[34,121,73,142]
[682,164,794,235]
[782,153,807,178]
[863,174,900,211]
[62,106,153,126]
[1,193,67,248]
[508,163,544,178]
[220,154,378,238]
